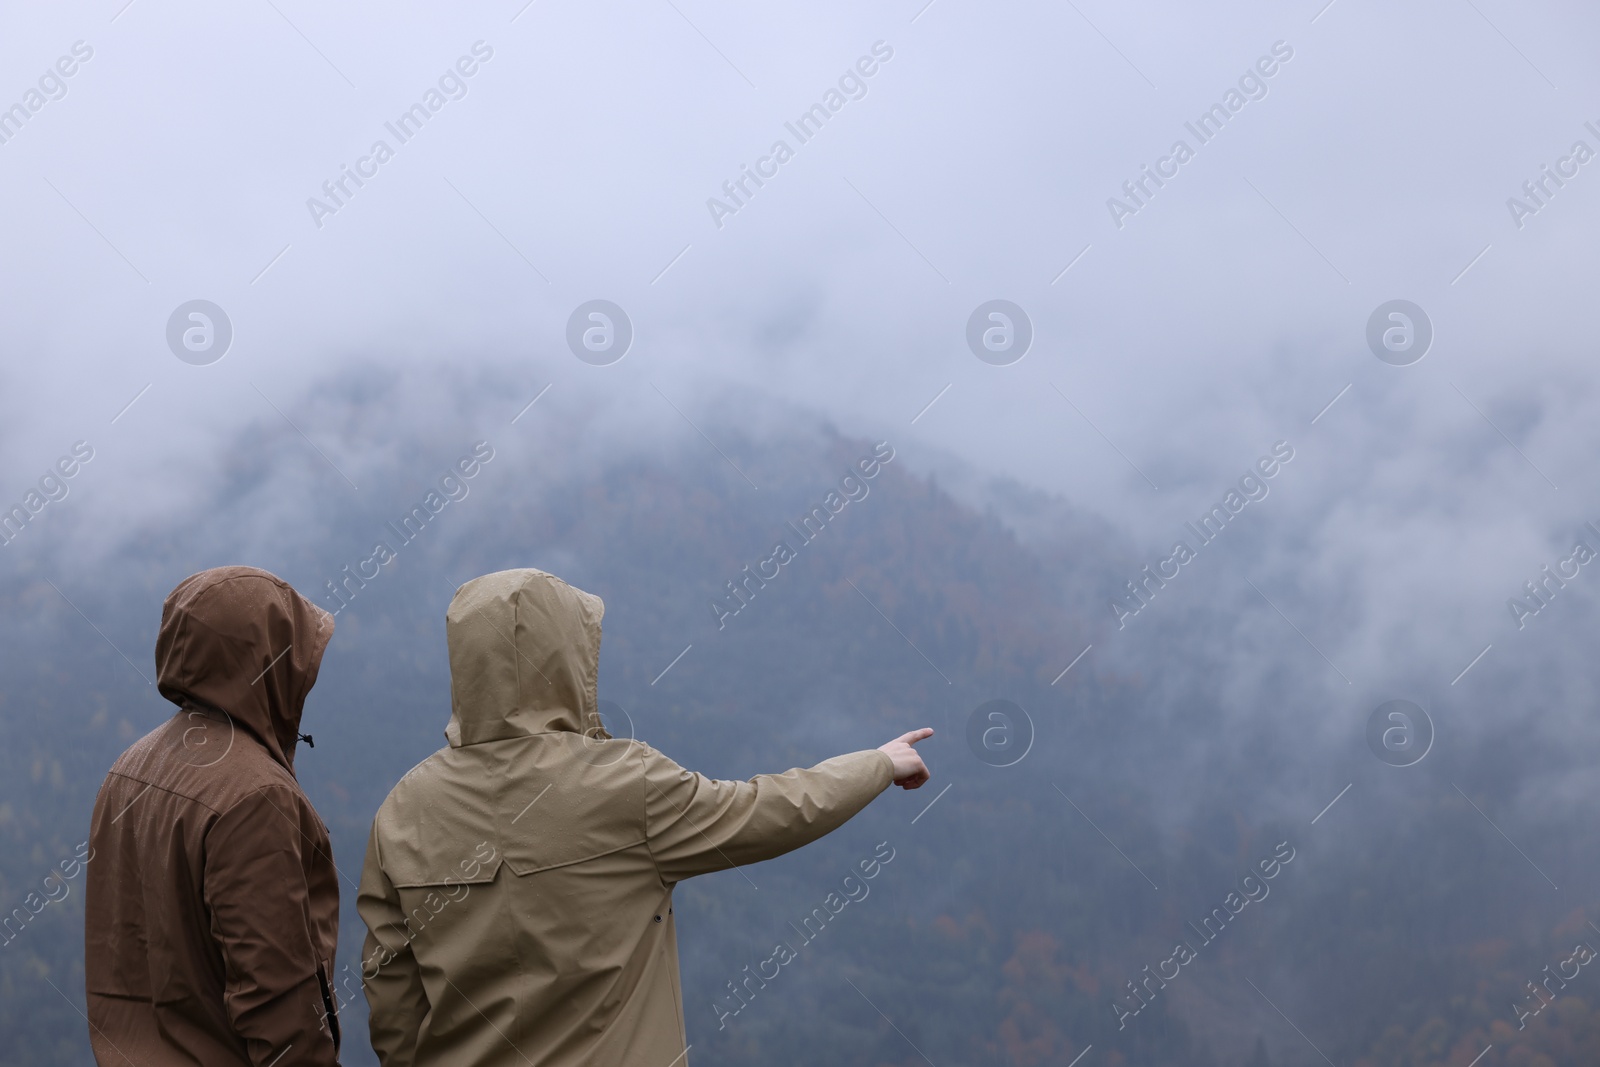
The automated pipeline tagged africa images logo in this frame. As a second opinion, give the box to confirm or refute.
[166,300,233,366]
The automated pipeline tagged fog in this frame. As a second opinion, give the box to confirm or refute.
[3,1,1599,1064]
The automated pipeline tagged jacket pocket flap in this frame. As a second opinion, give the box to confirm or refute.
[383,839,501,889]
[500,779,647,876]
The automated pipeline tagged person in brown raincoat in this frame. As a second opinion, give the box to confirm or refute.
[85,566,343,1067]
[358,567,932,1067]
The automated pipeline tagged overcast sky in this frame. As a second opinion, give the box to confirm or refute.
[3,0,1599,773]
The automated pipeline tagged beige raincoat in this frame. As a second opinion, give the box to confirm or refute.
[357,568,894,1066]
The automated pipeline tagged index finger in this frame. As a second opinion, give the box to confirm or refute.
[897,727,935,746]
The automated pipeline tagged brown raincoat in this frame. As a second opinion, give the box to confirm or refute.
[358,568,894,1066]
[85,566,342,1067]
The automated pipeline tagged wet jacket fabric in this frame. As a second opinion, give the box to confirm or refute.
[358,568,894,1067]
[85,566,342,1067]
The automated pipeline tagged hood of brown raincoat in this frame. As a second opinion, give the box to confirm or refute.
[154,565,334,771]
[443,568,606,747]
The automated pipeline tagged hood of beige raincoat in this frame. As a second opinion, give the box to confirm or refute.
[444,568,607,747]
[154,565,334,772]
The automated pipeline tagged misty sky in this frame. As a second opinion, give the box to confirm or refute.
[3,0,1600,777]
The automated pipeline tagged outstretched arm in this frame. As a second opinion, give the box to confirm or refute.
[642,729,933,883]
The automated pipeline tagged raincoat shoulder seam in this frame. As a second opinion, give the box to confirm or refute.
[105,770,225,816]
[212,779,316,832]
[635,742,668,890]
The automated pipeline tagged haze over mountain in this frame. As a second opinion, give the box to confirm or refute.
[5,1,1600,1064]
[2,370,1599,1066]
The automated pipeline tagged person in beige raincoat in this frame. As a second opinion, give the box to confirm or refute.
[357,567,932,1067]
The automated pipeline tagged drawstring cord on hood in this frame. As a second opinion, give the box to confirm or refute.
[182,698,315,750]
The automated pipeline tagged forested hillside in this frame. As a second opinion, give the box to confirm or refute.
[2,415,1596,1067]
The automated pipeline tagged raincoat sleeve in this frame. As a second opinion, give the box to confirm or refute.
[203,787,341,1067]
[356,826,430,1067]
[642,745,895,883]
